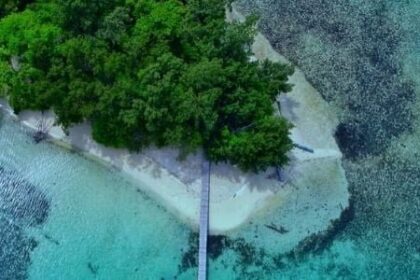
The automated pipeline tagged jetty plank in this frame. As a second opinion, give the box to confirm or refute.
[198,161,211,280]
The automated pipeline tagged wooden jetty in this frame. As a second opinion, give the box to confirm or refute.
[198,161,211,280]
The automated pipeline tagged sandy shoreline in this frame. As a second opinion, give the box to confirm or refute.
[0,101,281,233]
[0,7,349,252]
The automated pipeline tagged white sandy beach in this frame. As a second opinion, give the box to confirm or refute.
[0,7,349,253]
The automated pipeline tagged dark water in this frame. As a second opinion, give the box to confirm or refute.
[223,0,420,279]
[0,167,49,280]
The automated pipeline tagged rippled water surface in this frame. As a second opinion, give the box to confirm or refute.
[0,116,194,280]
[1,0,420,279]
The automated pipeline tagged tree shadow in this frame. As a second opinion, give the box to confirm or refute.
[278,93,300,123]
[65,122,294,196]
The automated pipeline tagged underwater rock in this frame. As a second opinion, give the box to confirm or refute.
[0,167,50,226]
[178,232,268,276]
[293,201,354,257]
[264,223,289,235]
[208,235,231,260]
[0,166,50,280]
[179,233,198,273]
[0,218,31,280]
[334,122,368,159]
[179,233,231,273]
[87,262,99,275]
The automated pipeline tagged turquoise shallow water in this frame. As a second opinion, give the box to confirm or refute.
[2,0,420,279]
[0,116,195,280]
[1,111,418,279]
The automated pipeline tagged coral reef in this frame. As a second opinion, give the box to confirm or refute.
[0,167,50,280]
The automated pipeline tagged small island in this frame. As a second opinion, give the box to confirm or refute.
[0,1,351,279]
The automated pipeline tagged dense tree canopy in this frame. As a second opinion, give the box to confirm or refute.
[0,0,294,172]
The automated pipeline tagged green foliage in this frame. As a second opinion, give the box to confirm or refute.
[57,0,125,34]
[0,0,294,172]
[0,9,62,110]
[208,116,293,172]
[97,7,131,45]
[0,0,32,17]
[0,0,17,17]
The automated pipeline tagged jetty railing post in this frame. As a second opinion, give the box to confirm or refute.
[198,160,211,280]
